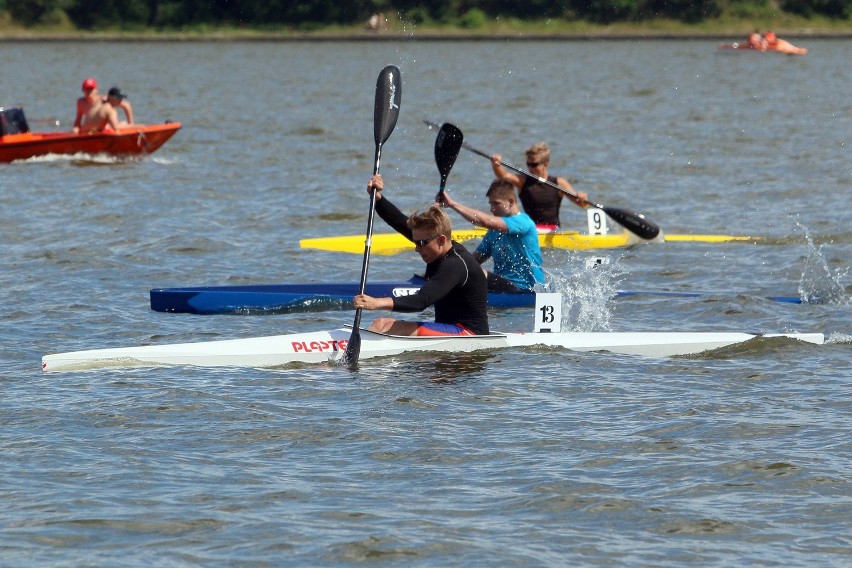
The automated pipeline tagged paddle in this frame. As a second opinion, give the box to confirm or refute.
[343,65,402,367]
[434,122,464,199]
[423,120,660,240]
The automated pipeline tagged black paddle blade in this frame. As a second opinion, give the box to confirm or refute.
[602,207,661,240]
[435,122,463,192]
[343,328,361,367]
[374,65,401,147]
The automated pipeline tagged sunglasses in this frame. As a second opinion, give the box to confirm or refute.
[414,235,439,247]
[526,161,544,168]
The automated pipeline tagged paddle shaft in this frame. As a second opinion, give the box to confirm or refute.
[351,146,383,332]
[464,144,594,204]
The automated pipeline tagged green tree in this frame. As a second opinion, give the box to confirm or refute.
[781,0,850,17]
[7,0,67,25]
[642,0,722,22]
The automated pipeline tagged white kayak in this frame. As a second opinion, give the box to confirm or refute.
[41,327,824,373]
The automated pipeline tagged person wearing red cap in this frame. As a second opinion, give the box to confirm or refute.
[72,77,119,134]
[73,78,101,133]
[764,30,808,55]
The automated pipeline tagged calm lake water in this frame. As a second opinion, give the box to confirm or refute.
[1,39,850,565]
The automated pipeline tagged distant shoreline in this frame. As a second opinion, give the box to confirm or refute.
[1,31,851,42]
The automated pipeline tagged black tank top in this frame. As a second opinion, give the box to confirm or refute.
[520,175,562,226]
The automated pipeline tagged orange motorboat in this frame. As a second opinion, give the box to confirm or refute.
[0,107,181,163]
[718,31,807,55]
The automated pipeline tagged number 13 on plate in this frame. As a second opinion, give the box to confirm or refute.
[534,293,562,333]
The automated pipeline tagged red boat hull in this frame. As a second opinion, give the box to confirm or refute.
[718,42,758,51]
[0,122,181,163]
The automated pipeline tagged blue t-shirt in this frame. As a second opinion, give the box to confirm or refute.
[475,212,545,291]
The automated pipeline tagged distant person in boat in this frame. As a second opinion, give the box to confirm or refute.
[747,30,767,50]
[352,174,489,337]
[82,97,122,133]
[105,87,133,126]
[72,77,103,133]
[490,142,588,232]
[438,179,545,293]
[764,31,808,55]
[72,77,120,134]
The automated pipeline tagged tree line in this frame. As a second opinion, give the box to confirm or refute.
[3,0,849,29]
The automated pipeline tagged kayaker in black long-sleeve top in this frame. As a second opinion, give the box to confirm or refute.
[352,174,489,336]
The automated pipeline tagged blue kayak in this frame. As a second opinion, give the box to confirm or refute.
[149,276,801,315]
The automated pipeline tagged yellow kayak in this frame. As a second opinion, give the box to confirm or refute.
[299,230,759,255]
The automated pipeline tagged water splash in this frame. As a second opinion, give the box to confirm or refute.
[826,332,852,345]
[798,227,849,305]
[19,152,137,165]
[541,254,624,332]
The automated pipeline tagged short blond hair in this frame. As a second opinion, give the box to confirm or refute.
[407,205,453,239]
[525,142,551,164]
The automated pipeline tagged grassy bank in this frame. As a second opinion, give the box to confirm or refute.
[1,11,850,40]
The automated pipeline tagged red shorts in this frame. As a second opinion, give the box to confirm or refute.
[536,224,560,233]
[415,322,476,336]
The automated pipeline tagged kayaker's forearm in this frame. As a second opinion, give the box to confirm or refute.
[447,202,505,232]
[490,154,522,187]
[354,294,394,311]
[559,179,589,209]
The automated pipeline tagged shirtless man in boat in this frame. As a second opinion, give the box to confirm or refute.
[490,142,588,232]
[747,30,767,50]
[72,78,120,134]
[105,87,134,126]
[764,31,808,55]
[353,174,489,337]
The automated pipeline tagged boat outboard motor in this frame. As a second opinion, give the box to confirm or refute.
[0,107,31,135]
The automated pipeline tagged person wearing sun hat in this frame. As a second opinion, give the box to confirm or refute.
[105,86,134,125]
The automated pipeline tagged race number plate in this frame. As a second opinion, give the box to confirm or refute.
[587,208,609,235]
[534,293,562,333]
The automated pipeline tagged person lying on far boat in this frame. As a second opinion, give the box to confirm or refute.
[352,174,489,337]
[490,142,588,232]
[72,77,120,134]
[764,31,808,55]
[438,179,545,293]
[105,87,134,126]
